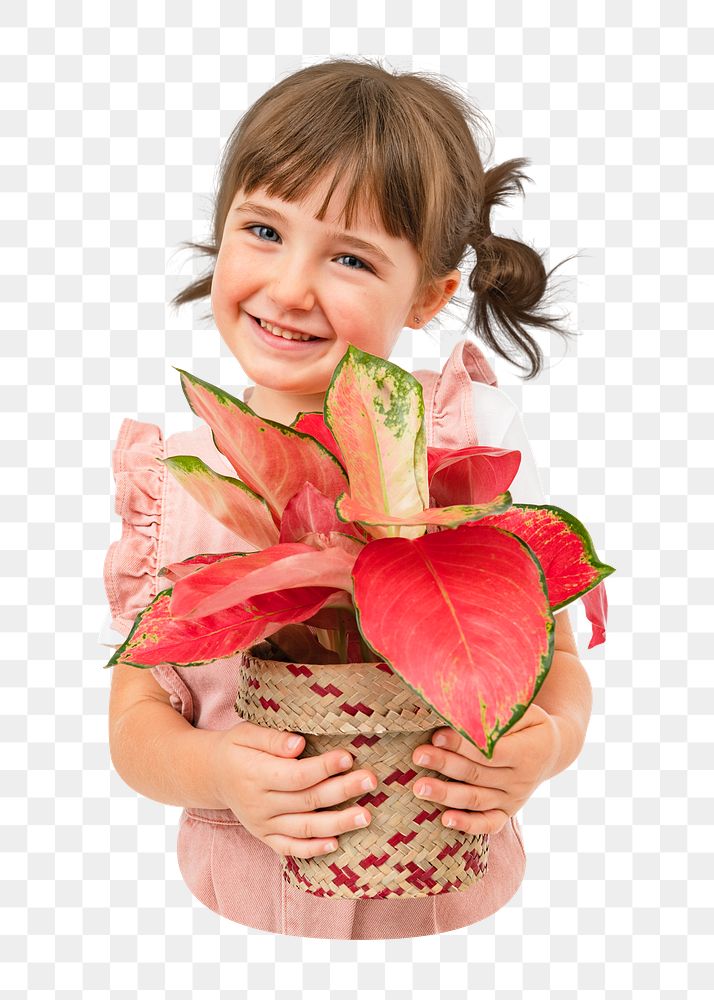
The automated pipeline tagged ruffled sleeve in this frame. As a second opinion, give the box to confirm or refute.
[102,418,196,722]
[103,418,166,636]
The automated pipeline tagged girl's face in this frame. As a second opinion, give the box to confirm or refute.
[211,173,459,425]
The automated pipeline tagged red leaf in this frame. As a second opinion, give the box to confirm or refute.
[169,543,312,618]
[106,586,347,668]
[158,551,245,583]
[279,480,364,544]
[427,445,522,506]
[291,411,345,467]
[476,504,615,611]
[351,523,554,757]
[581,580,609,648]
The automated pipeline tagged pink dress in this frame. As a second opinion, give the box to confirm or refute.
[104,338,530,938]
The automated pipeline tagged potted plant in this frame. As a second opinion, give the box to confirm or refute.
[106,345,613,897]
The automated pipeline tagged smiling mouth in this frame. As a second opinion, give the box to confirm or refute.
[249,314,321,342]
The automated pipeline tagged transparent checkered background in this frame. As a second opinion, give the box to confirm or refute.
[3,0,712,995]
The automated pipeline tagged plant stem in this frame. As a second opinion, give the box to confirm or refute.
[358,632,373,662]
[336,610,348,662]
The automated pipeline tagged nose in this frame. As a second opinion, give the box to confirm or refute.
[266,250,317,316]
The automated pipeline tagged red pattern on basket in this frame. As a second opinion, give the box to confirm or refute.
[356,790,386,807]
[384,766,418,787]
[286,663,313,677]
[337,699,375,717]
[308,681,345,697]
[411,805,442,825]
[349,733,380,748]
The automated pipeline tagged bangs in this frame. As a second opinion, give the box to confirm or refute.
[228,72,426,250]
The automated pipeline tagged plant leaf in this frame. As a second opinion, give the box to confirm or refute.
[161,455,279,549]
[170,543,309,618]
[350,523,554,758]
[159,551,246,583]
[581,580,609,648]
[334,490,512,531]
[105,586,348,668]
[278,480,365,544]
[291,410,345,466]
[323,345,429,540]
[176,368,349,521]
[427,445,522,506]
[171,541,360,620]
[474,504,615,611]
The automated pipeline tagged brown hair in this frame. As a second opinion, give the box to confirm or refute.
[171,56,580,380]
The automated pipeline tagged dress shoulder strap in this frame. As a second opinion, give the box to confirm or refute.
[412,337,497,449]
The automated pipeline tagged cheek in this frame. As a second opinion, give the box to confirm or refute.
[331,294,389,340]
[213,249,235,289]
[339,312,400,358]
[212,249,248,314]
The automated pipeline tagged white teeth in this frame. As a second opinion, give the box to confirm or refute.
[258,318,316,342]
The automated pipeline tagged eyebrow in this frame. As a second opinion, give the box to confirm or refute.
[233,200,395,269]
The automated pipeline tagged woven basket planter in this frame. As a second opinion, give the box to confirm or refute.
[235,643,489,899]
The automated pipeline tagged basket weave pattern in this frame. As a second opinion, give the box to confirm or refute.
[235,649,489,899]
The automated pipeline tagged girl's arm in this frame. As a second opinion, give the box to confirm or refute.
[531,610,593,779]
[109,661,227,809]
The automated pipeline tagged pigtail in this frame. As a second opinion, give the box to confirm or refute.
[467,157,581,381]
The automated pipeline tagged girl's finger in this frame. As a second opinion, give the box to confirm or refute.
[412,773,507,816]
[430,727,513,767]
[265,834,344,859]
[413,745,508,791]
[440,808,511,836]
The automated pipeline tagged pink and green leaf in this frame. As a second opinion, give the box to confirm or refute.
[323,345,430,539]
[170,542,308,618]
[104,585,350,668]
[176,368,349,521]
[159,551,247,583]
[474,503,615,611]
[334,489,512,533]
[350,523,554,758]
[161,454,279,549]
[171,540,361,620]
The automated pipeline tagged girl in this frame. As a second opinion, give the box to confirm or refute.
[101,57,596,939]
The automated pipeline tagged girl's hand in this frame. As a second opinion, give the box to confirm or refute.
[213,721,378,859]
[411,703,563,834]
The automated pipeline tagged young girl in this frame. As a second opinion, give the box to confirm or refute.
[101,57,595,939]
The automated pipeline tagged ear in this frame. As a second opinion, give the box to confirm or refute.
[406,269,462,328]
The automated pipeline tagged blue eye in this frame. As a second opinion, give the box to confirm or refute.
[248,224,280,243]
[245,225,372,272]
[336,254,370,271]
